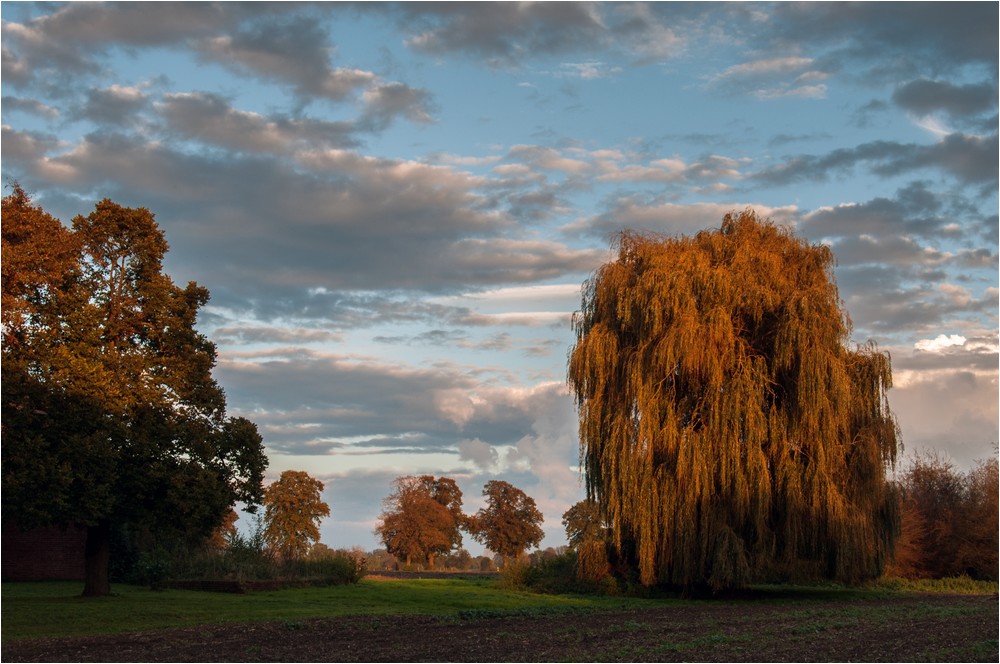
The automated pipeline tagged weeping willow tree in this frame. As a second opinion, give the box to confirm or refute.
[568,210,901,592]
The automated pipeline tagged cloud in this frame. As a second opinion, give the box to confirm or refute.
[506,144,591,174]
[221,352,569,456]
[458,438,500,471]
[0,2,267,90]
[753,134,999,186]
[799,182,953,241]
[557,61,623,80]
[76,84,149,126]
[213,325,344,346]
[502,383,583,540]
[400,2,607,66]
[914,334,968,353]
[893,79,997,120]
[357,82,436,131]
[768,2,998,81]
[390,1,714,67]
[842,282,997,337]
[5,130,604,307]
[0,125,64,164]
[565,200,800,240]
[709,56,829,99]
[158,92,359,152]
[889,368,998,469]
[195,15,373,103]
[1,95,59,118]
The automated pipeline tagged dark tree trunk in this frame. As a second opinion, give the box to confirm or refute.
[82,521,111,597]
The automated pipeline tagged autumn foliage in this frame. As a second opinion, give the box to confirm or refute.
[887,452,998,580]
[1,187,267,596]
[468,480,545,567]
[263,470,331,561]
[568,211,901,591]
[376,475,465,567]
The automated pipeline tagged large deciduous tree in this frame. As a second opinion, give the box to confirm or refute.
[375,475,464,568]
[263,470,331,561]
[1,188,267,596]
[568,210,901,592]
[468,480,544,567]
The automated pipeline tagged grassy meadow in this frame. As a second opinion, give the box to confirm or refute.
[2,575,995,642]
[1,577,658,641]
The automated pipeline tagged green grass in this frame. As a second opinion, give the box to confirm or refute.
[4,575,996,645]
[1,577,658,641]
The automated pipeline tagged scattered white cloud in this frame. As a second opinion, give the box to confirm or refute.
[915,334,968,352]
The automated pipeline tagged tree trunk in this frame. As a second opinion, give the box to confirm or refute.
[82,521,111,597]
[427,552,435,570]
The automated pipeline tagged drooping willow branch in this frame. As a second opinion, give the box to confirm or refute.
[568,210,901,591]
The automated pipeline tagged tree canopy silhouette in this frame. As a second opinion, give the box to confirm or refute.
[567,210,901,592]
[1,187,267,596]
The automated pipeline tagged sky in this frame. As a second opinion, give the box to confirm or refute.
[2,1,997,555]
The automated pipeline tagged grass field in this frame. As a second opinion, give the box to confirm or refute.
[1,577,658,641]
[2,577,997,662]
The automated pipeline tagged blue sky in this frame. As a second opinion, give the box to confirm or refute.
[2,1,997,555]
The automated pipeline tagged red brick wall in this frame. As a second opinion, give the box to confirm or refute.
[2,522,87,581]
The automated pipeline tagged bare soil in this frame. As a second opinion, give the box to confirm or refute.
[3,593,996,662]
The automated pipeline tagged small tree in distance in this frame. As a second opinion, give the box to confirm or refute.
[468,480,544,568]
[375,475,464,568]
[263,470,330,561]
[568,211,902,592]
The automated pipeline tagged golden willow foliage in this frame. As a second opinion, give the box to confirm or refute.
[568,210,901,591]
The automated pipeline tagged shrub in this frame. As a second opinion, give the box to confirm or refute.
[498,556,534,590]
[888,452,999,581]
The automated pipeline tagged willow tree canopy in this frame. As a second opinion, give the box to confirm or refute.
[568,210,900,591]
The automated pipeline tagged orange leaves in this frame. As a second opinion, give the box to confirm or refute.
[568,210,901,591]
[263,470,330,562]
[375,475,464,567]
[470,480,544,567]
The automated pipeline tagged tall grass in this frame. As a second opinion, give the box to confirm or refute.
[873,575,998,595]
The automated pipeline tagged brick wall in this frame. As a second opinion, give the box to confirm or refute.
[2,522,87,581]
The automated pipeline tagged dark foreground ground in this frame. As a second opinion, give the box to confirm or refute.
[3,593,996,662]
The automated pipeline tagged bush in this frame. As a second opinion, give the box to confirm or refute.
[498,556,534,590]
[888,452,999,581]
[498,548,621,596]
